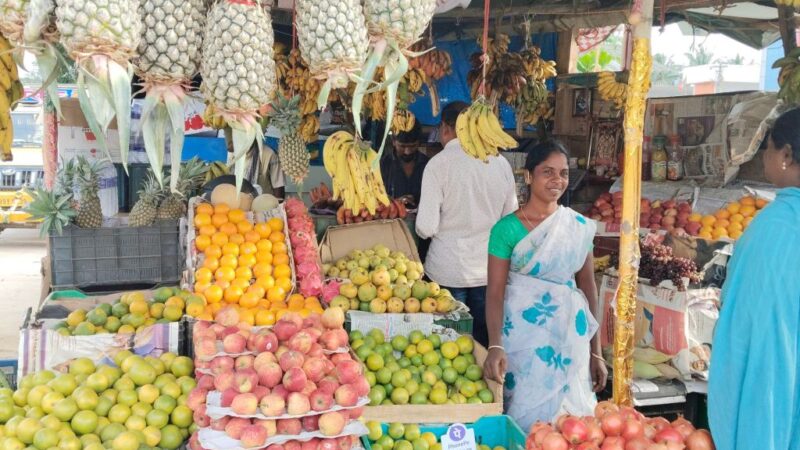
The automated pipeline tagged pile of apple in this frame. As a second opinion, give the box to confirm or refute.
[187,307,368,450]
[525,401,715,450]
[590,193,696,235]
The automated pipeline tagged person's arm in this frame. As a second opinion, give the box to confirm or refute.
[415,164,442,239]
[576,253,608,392]
[484,255,510,383]
[502,161,519,215]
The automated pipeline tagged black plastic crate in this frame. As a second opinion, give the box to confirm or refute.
[49,220,183,289]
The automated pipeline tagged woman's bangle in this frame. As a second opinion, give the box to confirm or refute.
[488,345,505,352]
[591,353,605,362]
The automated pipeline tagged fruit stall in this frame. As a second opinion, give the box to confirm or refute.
[3,0,799,448]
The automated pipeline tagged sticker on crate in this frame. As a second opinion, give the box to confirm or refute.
[197,420,367,450]
[441,423,477,450]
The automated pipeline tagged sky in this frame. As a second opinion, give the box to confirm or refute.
[650,23,763,66]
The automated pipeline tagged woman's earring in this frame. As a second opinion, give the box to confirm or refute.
[783,161,788,171]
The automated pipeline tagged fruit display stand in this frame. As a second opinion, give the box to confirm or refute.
[18,288,188,378]
[362,416,526,450]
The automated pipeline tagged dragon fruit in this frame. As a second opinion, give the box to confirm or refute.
[285,197,308,218]
[300,272,323,297]
[322,280,343,303]
[285,196,324,297]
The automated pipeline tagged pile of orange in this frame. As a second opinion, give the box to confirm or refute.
[190,202,320,325]
[692,196,769,240]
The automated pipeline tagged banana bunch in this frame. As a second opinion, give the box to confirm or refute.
[773,47,800,105]
[202,103,227,130]
[775,0,800,9]
[597,71,627,109]
[405,68,424,94]
[633,347,681,380]
[409,40,453,81]
[323,131,390,216]
[300,115,319,144]
[391,109,416,133]
[593,254,611,273]
[467,34,528,105]
[1,35,24,162]
[204,161,230,184]
[456,101,518,162]
[519,46,558,81]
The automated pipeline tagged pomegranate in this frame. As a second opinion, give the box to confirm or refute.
[644,424,658,440]
[601,413,625,437]
[654,427,684,444]
[576,443,600,450]
[649,417,671,432]
[625,438,652,450]
[622,419,645,440]
[534,426,555,446]
[620,406,645,422]
[647,445,668,450]
[600,437,626,450]
[556,415,573,431]
[684,430,715,450]
[541,432,569,450]
[595,401,620,418]
[587,422,606,445]
[665,443,686,450]
[561,417,589,444]
[671,418,695,440]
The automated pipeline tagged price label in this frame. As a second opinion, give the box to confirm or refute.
[441,423,476,450]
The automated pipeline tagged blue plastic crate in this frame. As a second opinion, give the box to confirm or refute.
[362,416,525,450]
[0,359,18,389]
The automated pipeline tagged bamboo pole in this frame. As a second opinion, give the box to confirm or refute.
[612,0,653,406]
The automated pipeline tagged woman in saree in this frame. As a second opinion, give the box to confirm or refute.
[483,140,607,430]
[708,108,800,450]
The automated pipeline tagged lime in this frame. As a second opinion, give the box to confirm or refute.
[440,342,459,360]
[32,427,59,449]
[442,368,458,385]
[408,331,424,345]
[412,438,430,450]
[404,424,421,441]
[452,356,468,375]
[410,392,428,405]
[422,352,440,367]
[367,421,383,441]
[428,389,447,405]
[390,388,409,405]
[391,336,409,352]
[366,354,385,371]
[478,389,494,403]
[158,424,183,450]
[387,423,405,440]
[170,356,194,378]
[465,364,483,382]
[455,336,474,355]
[368,387,386,406]
[111,431,140,450]
[376,368,392,385]
[395,440,413,450]
[421,432,437,446]
[70,410,98,435]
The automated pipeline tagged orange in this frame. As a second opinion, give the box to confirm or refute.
[231,277,251,291]
[258,299,272,309]
[196,203,214,216]
[304,296,320,307]
[203,285,223,304]
[256,250,274,265]
[726,202,741,215]
[194,280,211,294]
[274,263,292,279]
[245,230,261,243]
[194,213,211,228]
[246,285,266,300]
[197,312,213,321]
[214,203,231,215]
[715,219,730,229]
[743,216,753,227]
[195,235,211,252]
[688,213,702,223]
[256,275,275,290]
[269,231,286,244]
[273,253,289,266]
[254,223,272,239]
[239,309,256,326]
[224,286,244,304]
[238,254,257,268]
[239,292,260,309]
[229,234,246,245]
[276,309,291,320]
[214,279,231,289]
[209,302,224,315]
[699,226,714,236]
[228,209,246,224]
[276,277,292,293]
[211,232,229,247]
[204,244,222,260]
[730,213,744,223]
[714,210,731,220]
[220,254,238,269]
[202,257,220,272]
[198,224,216,237]
[235,267,253,280]
[299,308,312,318]
[219,222,237,236]
[166,296,185,310]
[212,213,229,227]
[256,309,276,326]
[256,240,273,253]
[195,267,213,282]
[272,242,288,255]
[755,198,768,209]
[237,221,254,234]
[215,266,236,282]
[186,302,205,317]
[288,294,305,310]
[271,301,287,311]
[222,242,240,256]
[739,205,756,217]
[727,222,743,233]
[740,196,755,206]
[253,263,273,278]
[309,304,324,314]
[698,230,713,240]
[701,215,716,227]
[267,286,287,303]
[241,242,257,256]
[712,226,729,239]
[730,229,743,240]
[267,217,284,232]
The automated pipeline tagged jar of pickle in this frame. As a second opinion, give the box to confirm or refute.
[651,136,667,182]
[667,135,684,181]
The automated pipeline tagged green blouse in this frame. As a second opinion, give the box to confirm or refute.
[488,213,530,260]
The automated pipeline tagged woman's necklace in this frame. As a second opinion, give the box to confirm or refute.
[520,206,555,230]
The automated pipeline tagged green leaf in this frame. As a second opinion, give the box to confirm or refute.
[77,71,111,164]
[164,96,186,194]
[108,60,133,172]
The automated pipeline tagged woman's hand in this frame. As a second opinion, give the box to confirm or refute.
[590,356,608,392]
[484,348,507,384]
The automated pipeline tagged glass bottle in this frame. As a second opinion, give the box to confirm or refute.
[667,135,684,181]
[651,136,667,182]
[642,136,652,181]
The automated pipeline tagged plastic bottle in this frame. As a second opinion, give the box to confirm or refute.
[667,135,683,181]
[651,136,667,182]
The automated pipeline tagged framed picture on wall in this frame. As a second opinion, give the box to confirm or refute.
[573,88,591,117]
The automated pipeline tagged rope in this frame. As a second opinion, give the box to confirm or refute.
[291,4,297,51]
[479,0,491,98]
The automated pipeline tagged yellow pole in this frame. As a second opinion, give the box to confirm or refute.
[613,0,654,406]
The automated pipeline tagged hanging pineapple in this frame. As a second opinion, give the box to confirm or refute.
[135,0,207,191]
[157,157,207,219]
[74,156,103,228]
[200,0,276,195]
[295,0,369,109]
[55,0,141,168]
[129,171,161,227]
[352,0,436,156]
[269,94,309,185]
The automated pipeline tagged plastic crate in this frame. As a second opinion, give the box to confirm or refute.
[49,220,182,289]
[362,416,525,450]
[435,311,473,335]
[0,360,17,390]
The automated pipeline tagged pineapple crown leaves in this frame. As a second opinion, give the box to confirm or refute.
[139,171,165,205]
[53,157,78,197]
[268,94,302,135]
[75,156,105,195]
[25,187,77,237]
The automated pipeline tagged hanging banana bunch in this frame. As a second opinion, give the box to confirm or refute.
[597,71,628,109]
[323,130,390,215]
[773,47,800,106]
[514,27,558,134]
[408,38,452,116]
[391,109,416,133]
[456,100,518,162]
[0,35,25,161]
[467,34,528,104]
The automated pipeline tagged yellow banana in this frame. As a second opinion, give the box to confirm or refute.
[481,104,517,149]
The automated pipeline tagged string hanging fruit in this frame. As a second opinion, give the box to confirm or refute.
[323,130,390,216]
[0,35,24,161]
[200,0,276,195]
[134,0,207,191]
[55,0,141,168]
[597,71,628,109]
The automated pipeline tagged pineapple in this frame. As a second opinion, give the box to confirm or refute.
[25,186,76,237]
[363,0,436,49]
[0,0,27,43]
[130,172,161,227]
[157,157,207,220]
[269,94,309,185]
[295,0,368,89]
[74,157,103,228]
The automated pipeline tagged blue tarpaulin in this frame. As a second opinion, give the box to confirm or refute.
[407,32,558,129]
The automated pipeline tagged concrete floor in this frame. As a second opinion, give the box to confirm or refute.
[0,228,45,360]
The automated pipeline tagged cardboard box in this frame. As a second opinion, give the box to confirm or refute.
[598,275,719,379]
[319,219,421,265]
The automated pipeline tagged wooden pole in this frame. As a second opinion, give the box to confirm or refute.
[612,0,653,406]
[778,5,797,54]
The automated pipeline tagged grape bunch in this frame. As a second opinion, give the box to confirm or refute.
[639,241,702,290]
